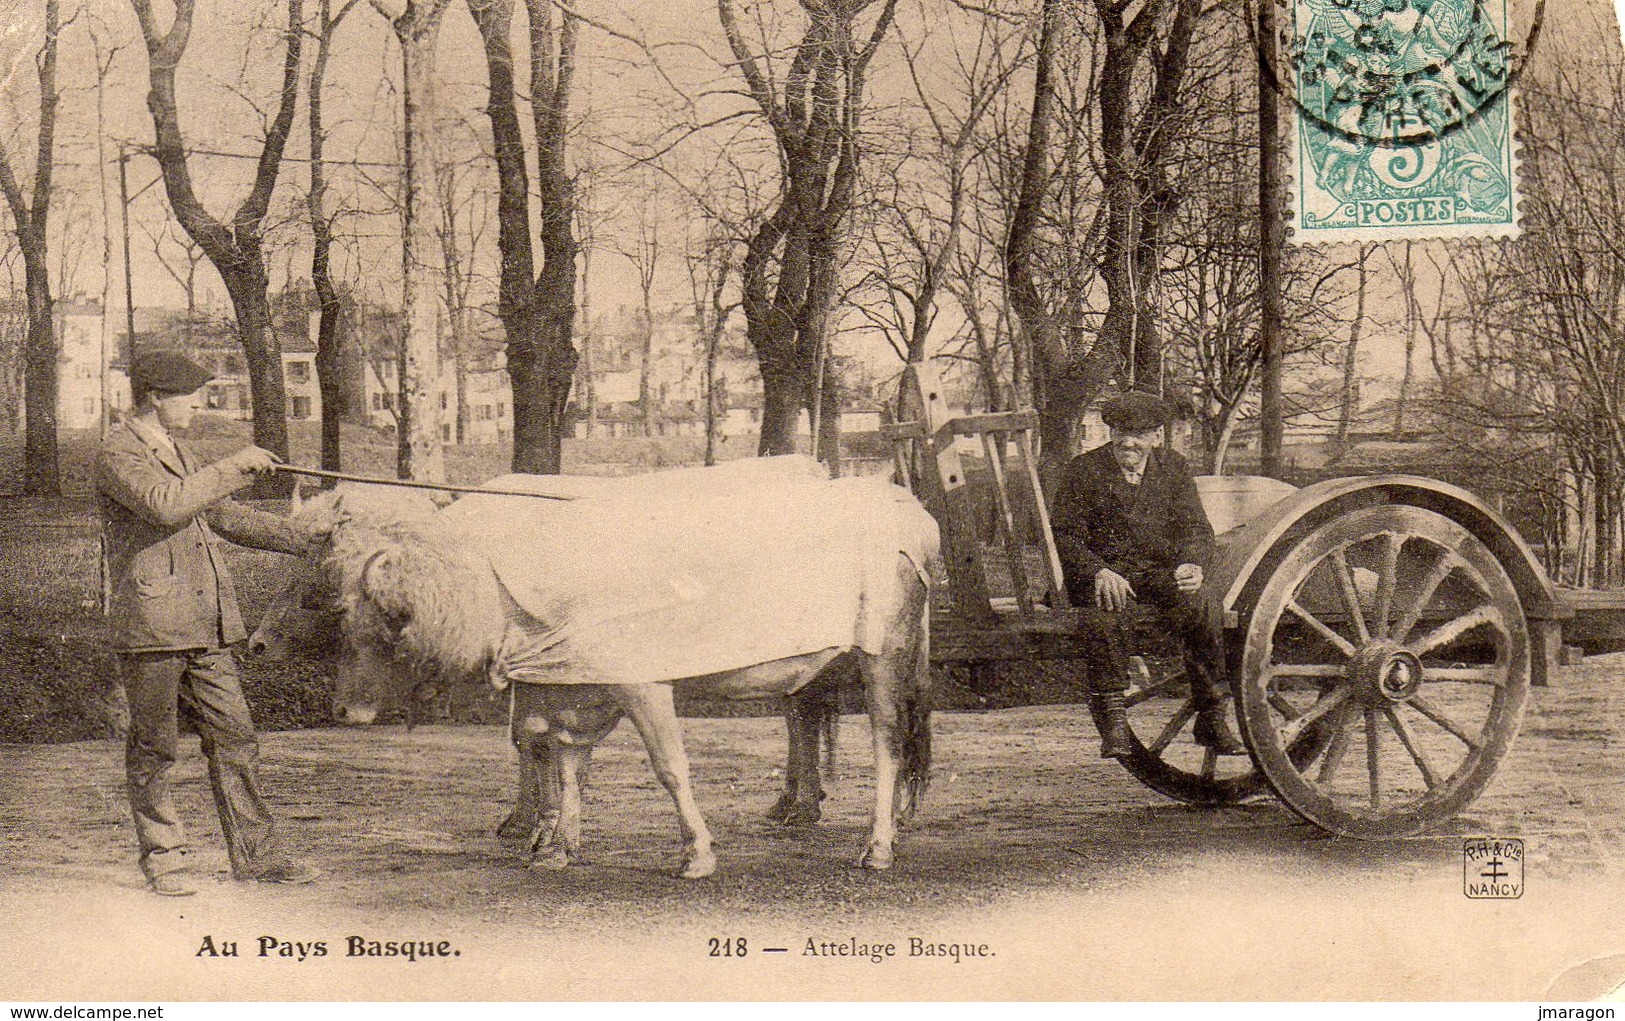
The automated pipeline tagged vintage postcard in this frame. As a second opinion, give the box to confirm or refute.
[2,0,1625,1008]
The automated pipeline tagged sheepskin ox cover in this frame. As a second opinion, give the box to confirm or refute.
[439,456,940,687]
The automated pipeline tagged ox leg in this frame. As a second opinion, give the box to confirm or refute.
[860,655,901,871]
[615,684,716,880]
[498,692,543,840]
[554,743,591,863]
[525,740,568,870]
[768,690,828,828]
[860,565,932,871]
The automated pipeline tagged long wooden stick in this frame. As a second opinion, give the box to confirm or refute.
[271,464,577,501]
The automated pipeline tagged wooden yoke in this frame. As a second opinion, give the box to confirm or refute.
[883,362,1071,633]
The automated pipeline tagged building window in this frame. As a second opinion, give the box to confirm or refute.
[371,393,383,412]
[289,396,312,420]
[287,360,311,384]
[497,403,506,418]
[83,397,96,415]
[440,392,448,411]
[441,423,452,442]
[207,387,223,410]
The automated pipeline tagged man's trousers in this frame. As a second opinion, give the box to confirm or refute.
[121,647,280,881]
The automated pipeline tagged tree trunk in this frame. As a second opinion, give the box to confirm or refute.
[221,268,290,463]
[21,246,57,495]
[638,301,654,437]
[394,10,446,482]
[719,0,895,471]
[309,0,351,474]
[578,242,596,438]
[470,0,578,475]
[1336,246,1370,447]
[0,0,60,495]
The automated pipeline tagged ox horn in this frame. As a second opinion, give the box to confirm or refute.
[359,549,391,606]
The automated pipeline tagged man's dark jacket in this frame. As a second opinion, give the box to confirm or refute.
[1051,444,1214,601]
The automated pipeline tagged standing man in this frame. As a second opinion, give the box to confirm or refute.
[1051,392,1245,760]
[98,351,322,896]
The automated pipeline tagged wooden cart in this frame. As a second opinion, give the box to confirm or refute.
[882,363,1613,838]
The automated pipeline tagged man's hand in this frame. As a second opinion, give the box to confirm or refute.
[220,446,282,476]
[1174,562,1204,594]
[1094,568,1136,612]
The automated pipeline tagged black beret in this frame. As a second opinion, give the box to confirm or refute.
[1100,391,1169,434]
[130,351,213,395]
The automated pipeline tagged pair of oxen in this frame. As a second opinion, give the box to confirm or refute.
[250,459,939,880]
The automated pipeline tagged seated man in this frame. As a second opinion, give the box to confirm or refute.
[1051,392,1245,759]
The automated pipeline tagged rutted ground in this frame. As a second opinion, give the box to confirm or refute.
[3,656,1624,1001]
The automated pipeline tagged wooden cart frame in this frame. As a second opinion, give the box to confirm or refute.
[883,363,1612,837]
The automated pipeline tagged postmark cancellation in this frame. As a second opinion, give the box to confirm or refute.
[1287,0,1524,244]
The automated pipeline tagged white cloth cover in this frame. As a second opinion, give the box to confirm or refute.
[439,456,940,686]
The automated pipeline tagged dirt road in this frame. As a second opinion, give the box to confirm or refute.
[3,656,1624,1002]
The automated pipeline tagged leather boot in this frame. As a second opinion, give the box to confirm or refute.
[1094,690,1136,759]
[1192,703,1246,755]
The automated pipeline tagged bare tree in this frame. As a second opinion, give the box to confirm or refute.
[0,0,61,494]
[139,215,206,317]
[307,0,362,471]
[856,2,1006,376]
[610,204,660,437]
[468,0,579,475]
[1335,243,1377,448]
[128,0,305,476]
[683,217,737,465]
[718,0,900,466]
[431,116,493,447]
[371,0,451,480]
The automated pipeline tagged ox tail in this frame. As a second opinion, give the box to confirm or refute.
[894,596,932,826]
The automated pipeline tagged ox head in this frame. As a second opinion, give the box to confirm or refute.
[279,483,504,728]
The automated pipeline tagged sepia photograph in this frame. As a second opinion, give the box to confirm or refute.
[1,0,1623,1004]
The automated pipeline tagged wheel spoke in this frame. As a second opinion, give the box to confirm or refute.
[1390,549,1459,644]
[1373,532,1402,639]
[1383,706,1442,788]
[1268,693,1302,719]
[1365,708,1383,809]
[1148,699,1198,754]
[1279,685,1354,746]
[1314,702,1357,785]
[1286,600,1357,658]
[1328,547,1369,643]
[1423,665,1505,685]
[1408,692,1484,749]
[1125,670,1187,709]
[1411,605,1504,657]
[1200,747,1218,781]
[1265,663,1348,678]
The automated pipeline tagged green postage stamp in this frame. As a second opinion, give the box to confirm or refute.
[1289,0,1521,244]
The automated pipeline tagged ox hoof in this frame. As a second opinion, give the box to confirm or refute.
[528,848,571,871]
[763,794,794,825]
[497,812,535,841]
[677,850,717,880]
[765,793,825,829]
[858,844,894,871]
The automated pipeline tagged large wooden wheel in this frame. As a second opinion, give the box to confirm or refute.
[1234,502,1531,837]
[1087,653,1327,806]
[1088,666,1263,805]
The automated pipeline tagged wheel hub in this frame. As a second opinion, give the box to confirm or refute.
[1351,643,1423,704]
